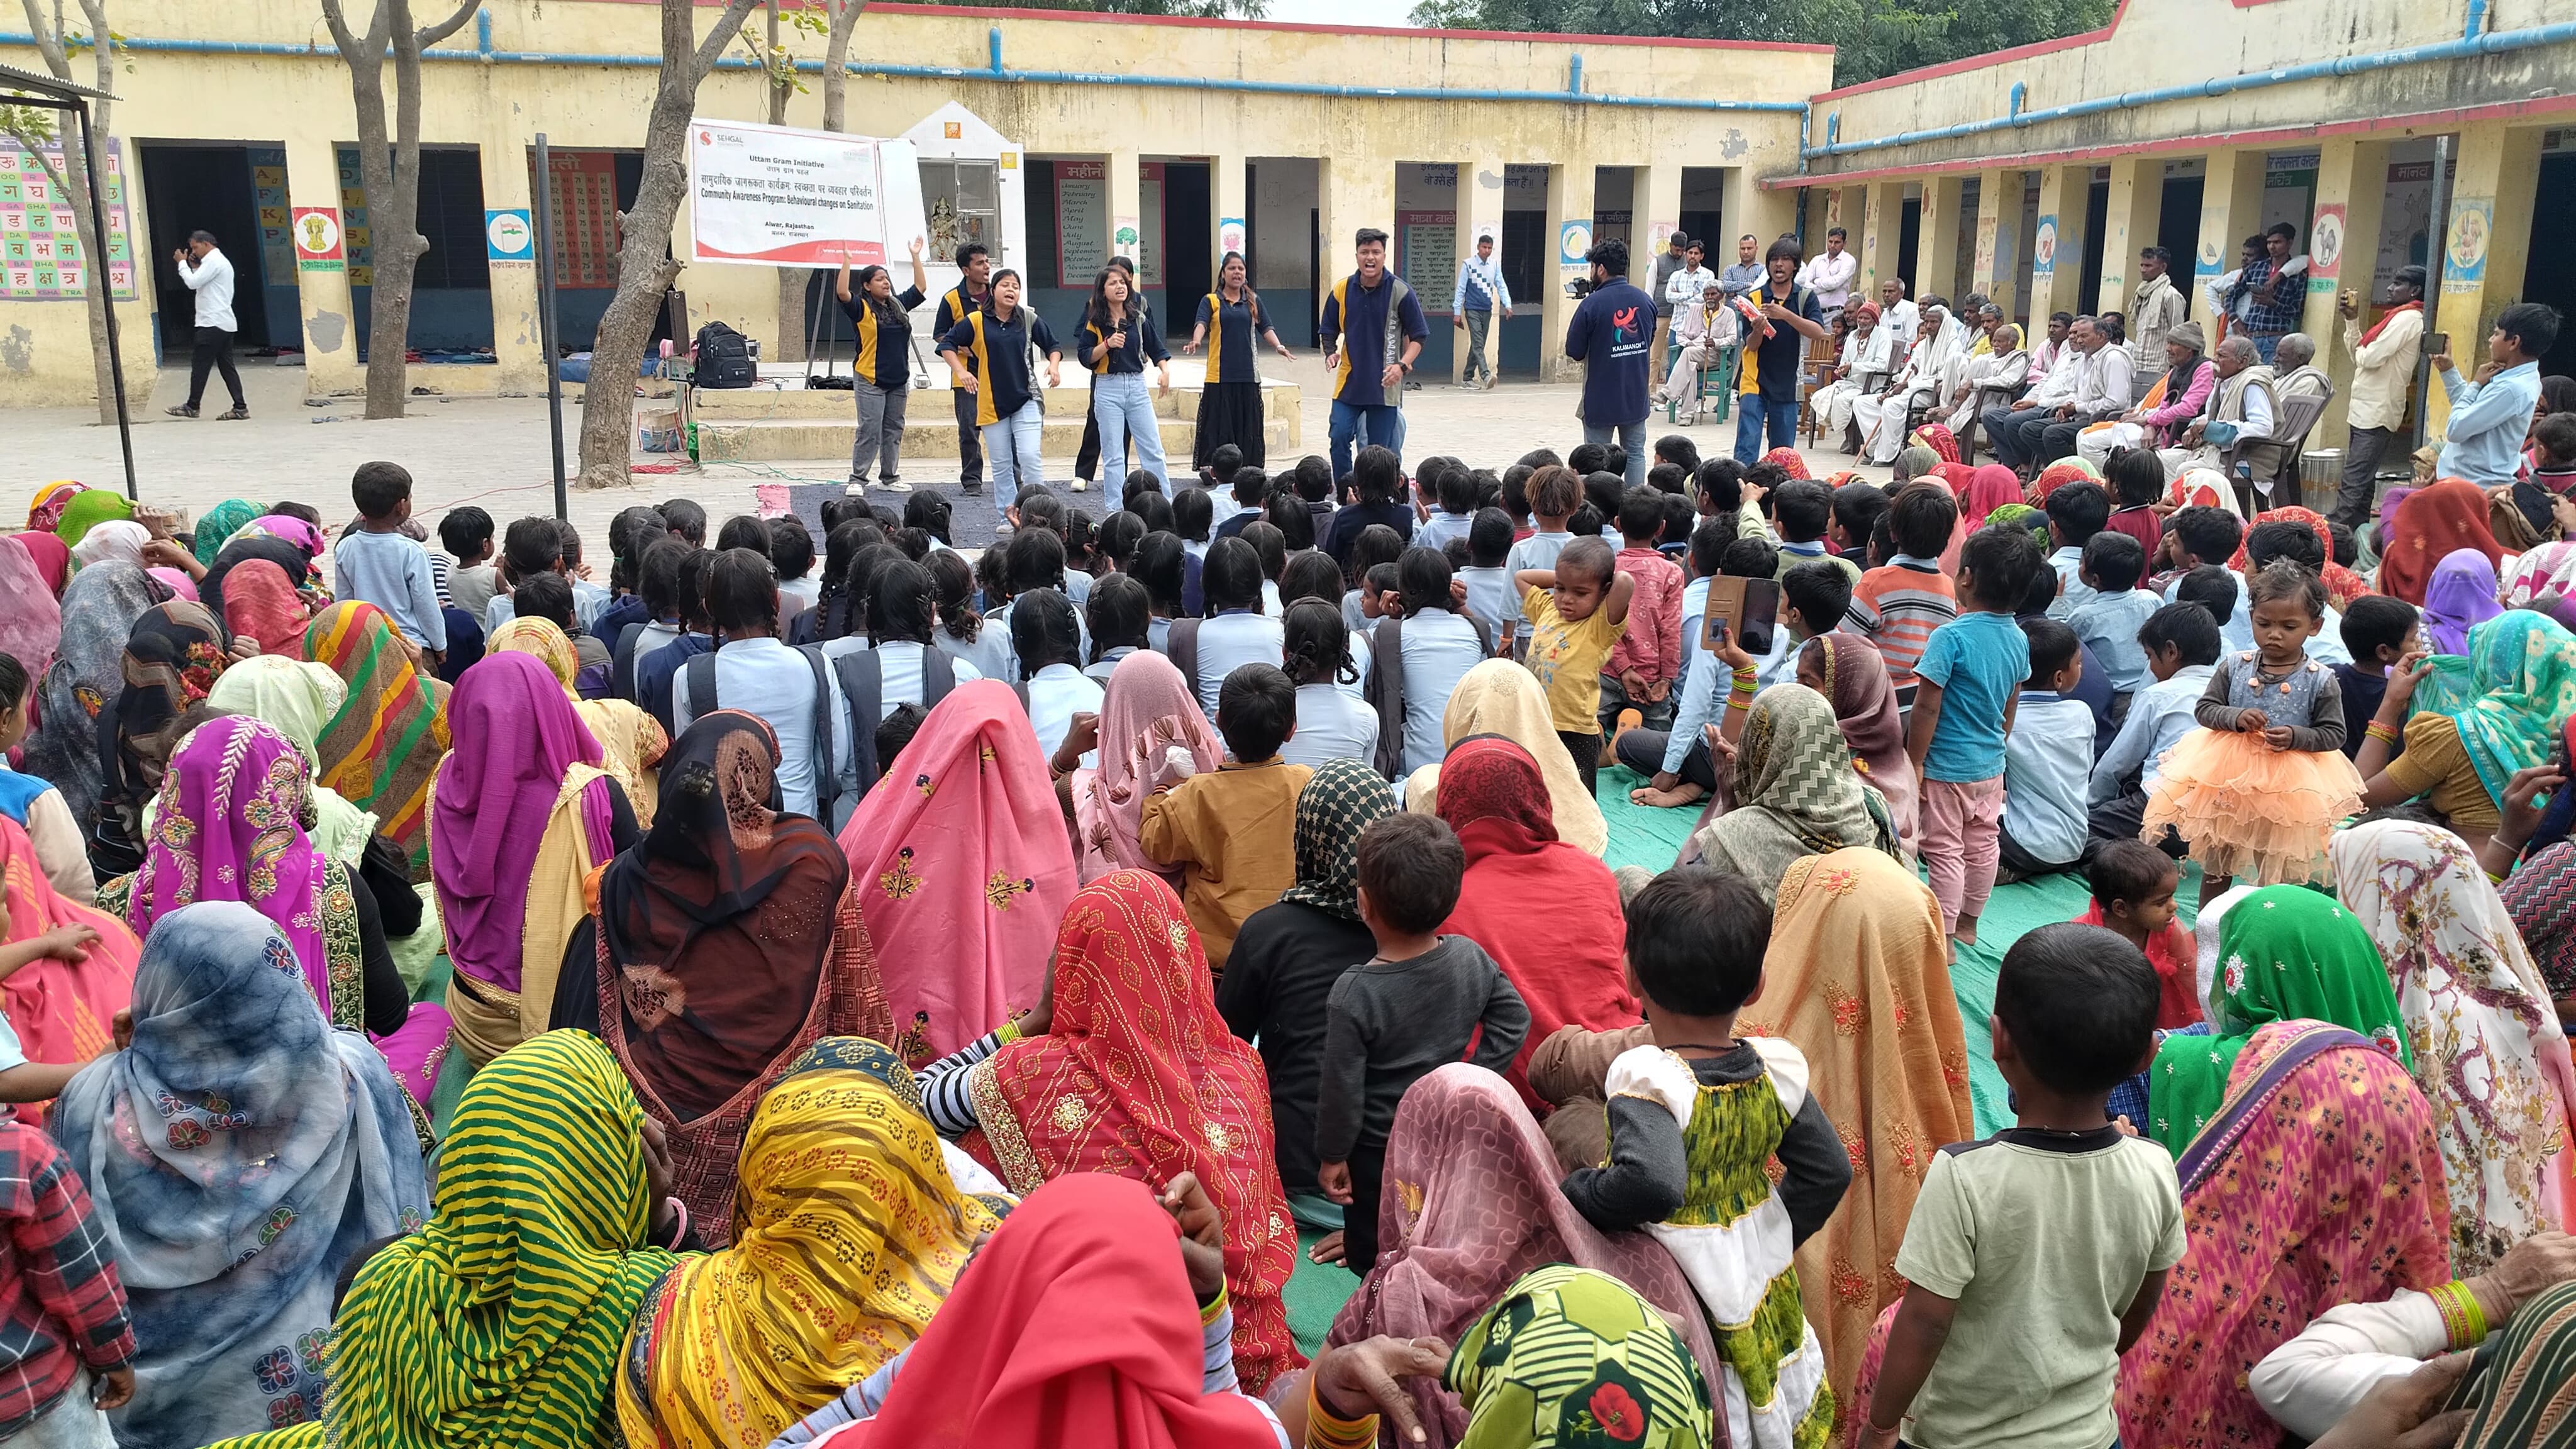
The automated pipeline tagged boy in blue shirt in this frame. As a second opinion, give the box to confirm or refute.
[1907,523,2041,947]
[2063,531,2162,701]
[334,461,445,664]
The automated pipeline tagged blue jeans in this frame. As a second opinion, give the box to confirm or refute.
[1734,396,1801,463]
[1582,416,1649,489]
[980,397,1045,513]
[1330,399,1405,480]
[2251,332,2283,364]
[1092,372,1169,492]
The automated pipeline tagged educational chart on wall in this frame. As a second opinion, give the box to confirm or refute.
[250,147,295,294]
[687,118,925,268]
[1058,160,1108,286]
[0,133,137,301]
[334,145,375,287]
[538,149,621,288]
[1399,209,1456,315]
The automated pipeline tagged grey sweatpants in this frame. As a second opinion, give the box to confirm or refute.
[853,383,909,483]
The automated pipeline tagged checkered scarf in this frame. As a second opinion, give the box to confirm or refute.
[1275,757,1396,922]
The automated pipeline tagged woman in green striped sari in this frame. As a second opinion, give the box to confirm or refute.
[211,1030,694,1449]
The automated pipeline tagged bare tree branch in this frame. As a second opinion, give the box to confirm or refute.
[694,0,763,76]
[414,0,478,47]
[316,0,367,64]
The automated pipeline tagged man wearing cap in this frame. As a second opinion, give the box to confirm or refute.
[2080,318,2213,470]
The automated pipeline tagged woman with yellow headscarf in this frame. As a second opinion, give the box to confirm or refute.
[489,615,668,825]
[614,1037,997,1449]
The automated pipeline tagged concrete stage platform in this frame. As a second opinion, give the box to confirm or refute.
[686,360,1302,465]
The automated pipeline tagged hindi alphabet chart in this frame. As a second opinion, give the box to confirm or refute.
[0,133,137,301]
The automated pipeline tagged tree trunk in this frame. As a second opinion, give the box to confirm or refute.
[767,0,805,367]
[16,0,120,425]
[820,0,865,132]
[577,0,760,491]
[324,0,479,420]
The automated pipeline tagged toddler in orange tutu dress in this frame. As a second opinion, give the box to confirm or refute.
[2142,559,2367,906]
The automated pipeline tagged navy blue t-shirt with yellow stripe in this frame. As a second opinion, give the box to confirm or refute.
[1194,289,1268,386]
[1077,310,1169,374]
[934,282,987,380]
[839,284,926,390]
[1318,271,1428,408]
[938,306,1061,427]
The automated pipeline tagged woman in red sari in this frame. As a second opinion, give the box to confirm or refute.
[2378,477,2504,607]
[0,814,135,1112]
[912,869,1301,1396]
[221,558,309,658]
[1434,736,1638,1108]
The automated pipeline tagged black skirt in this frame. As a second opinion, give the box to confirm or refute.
[1192,379,1268,469]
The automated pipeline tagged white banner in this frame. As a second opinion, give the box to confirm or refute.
[688,118,924,269]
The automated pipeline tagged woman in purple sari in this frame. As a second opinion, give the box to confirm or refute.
[431,651,640,1071]
[114,714,452,1114]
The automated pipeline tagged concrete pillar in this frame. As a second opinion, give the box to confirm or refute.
[2030,164,2089,323]
[477,140,546,395]
[283,135,360,399]
[2192,147,2268,336]
[1452,155,1509,385]
[1916,175,1964,306]
[1318,153,1394,284]
[2300,138,2392,448]
[1640,162,1684,261]
[2097,157,2163,317]
[1108,148,1143,270]
[2427,122,2544,440]
[1211,151,1248,272]
[1974,167,2019,323]
[1728,170,1797,255]
[1859,180,1905,301]
[1540,160,1594,384]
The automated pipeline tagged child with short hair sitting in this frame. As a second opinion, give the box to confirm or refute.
[1849,482,1960,707]
[1859,921,2182,1449]
[1562,867,1849,1449]
[1516,537,1635,796]
[1999,617,2096,883]
[1315,812,1529,1271]
[2333,594,2421,761]
[2064,530,2161,702]
[1140,663,1311,977]
[2078,838,2201,1029]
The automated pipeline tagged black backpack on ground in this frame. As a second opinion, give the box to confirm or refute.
[694,320,755,388]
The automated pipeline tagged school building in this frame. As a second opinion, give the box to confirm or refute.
[0,0,1822,411]
[1783,0,2576,444]
[2,0,2570,458]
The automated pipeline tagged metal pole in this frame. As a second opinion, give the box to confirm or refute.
[2416,133,2453,453]
[75,102,136,502]
[533,133,567,521]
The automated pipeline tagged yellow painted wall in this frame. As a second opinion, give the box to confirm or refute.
[0,0,1826,407]
[1806,0,2574,177]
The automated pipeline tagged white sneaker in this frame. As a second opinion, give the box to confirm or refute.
[1070,478,1088,492]
[880,477,912,492]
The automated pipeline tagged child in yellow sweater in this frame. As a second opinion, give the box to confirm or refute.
[1140,662,1310,977]
[1517,536,1635,799]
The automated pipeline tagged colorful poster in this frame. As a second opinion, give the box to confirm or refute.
[2308,201,2348,285]
[1557,218,1592,267]
[249,147,294,292]
[292,207,344,270]
[0,131,136,301]
[687,117,889,268]
[2442,196,2492,295]
[485,208,532,264]
[2032,214,2060,280]
[333,145,374,286]
[1217,216,1245,257]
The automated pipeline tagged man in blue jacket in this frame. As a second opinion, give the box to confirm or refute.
[1563,238,1656,489]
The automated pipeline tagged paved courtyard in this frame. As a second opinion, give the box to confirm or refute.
[8,357,1887,550]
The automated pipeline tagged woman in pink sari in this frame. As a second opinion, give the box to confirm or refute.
[1958,463,2022,530]
[0,813,133,1113]
[1326,1062,1725,1449]
[432,651,638,1070]
[1072,650,1223,886]
[838,680,1077,1067]
[116,714,450,1109]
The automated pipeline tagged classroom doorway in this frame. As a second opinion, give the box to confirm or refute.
[136,142,290,352]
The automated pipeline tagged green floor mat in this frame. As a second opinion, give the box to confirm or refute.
[1288,1227,1363,1357]
[1597,764,1708,873]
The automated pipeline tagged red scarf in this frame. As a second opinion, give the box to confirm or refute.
[1433,738,1639,1109]
[966,870,1300,1394]
[2359,299,2422,347]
